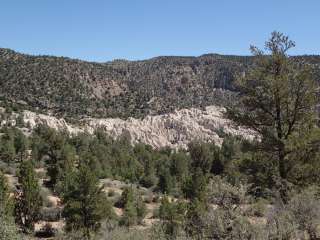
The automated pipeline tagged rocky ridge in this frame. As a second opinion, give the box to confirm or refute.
[20,105,254,149]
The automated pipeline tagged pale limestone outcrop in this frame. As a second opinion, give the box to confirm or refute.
[20,106,254,149]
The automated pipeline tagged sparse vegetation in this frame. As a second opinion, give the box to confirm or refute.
[0,32,319,239]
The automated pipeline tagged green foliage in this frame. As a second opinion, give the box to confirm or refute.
[200,207,263,240]
[119,187,147,227]
[159,196,186,239]
[170,152,190,182]
[0,128,16,164]
[31,125,67,187]
[0,171,13,216]
[121,200,138,227]
[136,195,147,224]
[62,163,115,239]
[158,167,175,194]
[0,48,255,119]
[246,198,268,217]
[0,214,20,240]
[207,176,248,207]
[188,141,213,174]
[13,129,28,162]
[184,198,208,240]
[238,152,276,198]
[266,203,300,239]
[287,188,320,239]
[182,168,208,202]
[227,32,320,199]
[15,160,42,233]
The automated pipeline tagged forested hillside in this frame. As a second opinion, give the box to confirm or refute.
[1,48,319,119]
[1,32,320,240]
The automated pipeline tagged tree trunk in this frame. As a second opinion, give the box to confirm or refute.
[278,148,286,179]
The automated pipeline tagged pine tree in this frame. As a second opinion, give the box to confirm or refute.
[159,196,186,239]
[15,161,42,233]
[0,130,16,164]
[0,171,20,240]
[227,32,319,198]
[119,187,147,227]
[182,168,208,202]
[188,142,213,174]
[13,130,28,162]
[62,164,114,239]
[0,171,13,216]
[158,168,174,194]
[31,125,66,187]
[55,144,76,193]
[121,200,138,227]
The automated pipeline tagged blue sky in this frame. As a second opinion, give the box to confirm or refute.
[1,0,319,62]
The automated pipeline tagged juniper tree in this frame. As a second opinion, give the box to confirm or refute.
[62,164,114,239]
[0,130,16,164]
[0,171,13,218]
[0,171,20,240]
[13,129,28,162]
[15,161,42,233]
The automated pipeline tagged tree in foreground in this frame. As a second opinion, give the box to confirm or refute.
[62,164,115,240]
[0,171,13,216]
[0,171,20,240]
[227,31,319,199]
[15,161,42,233]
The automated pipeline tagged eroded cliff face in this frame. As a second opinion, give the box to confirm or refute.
[19,106,254,149]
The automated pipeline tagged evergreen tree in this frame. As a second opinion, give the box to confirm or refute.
[55,143,76,193]
[182,168,208,202]
[31,125,66,187]
[0,172,20,240]
[0,130,16,164]
[119,187,147,227]
[118,187,135,208]
[15,161,42,233]
[136,194,147,224]
[159,196,186,240]
[184,199,207,240]
[121,200,138,227]
[188,142,213,174]
[62,164,114,239]
[0,214,20,240]
[227,32,319,198]
[0,171,13,216]
[158,167,174,194]
[13,130,29,162]
[170,152,189,182]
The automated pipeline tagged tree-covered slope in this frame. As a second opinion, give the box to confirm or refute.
[0,48,319,119]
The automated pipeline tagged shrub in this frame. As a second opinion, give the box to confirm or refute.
[265,203,300,240]
[108,189,116,197]
[0,215,20,240]
[35,223,55,238]
[246,198,269,217]
[208,176,248,207]
[40,207,62,221]
[288,188,320,239]
[201,207,264,240]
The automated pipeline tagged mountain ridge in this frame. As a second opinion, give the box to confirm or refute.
[1,47,319,120]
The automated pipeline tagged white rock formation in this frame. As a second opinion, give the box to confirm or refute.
[20,106,254,149]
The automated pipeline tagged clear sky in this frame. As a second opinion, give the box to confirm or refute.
[1,0,319,62]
